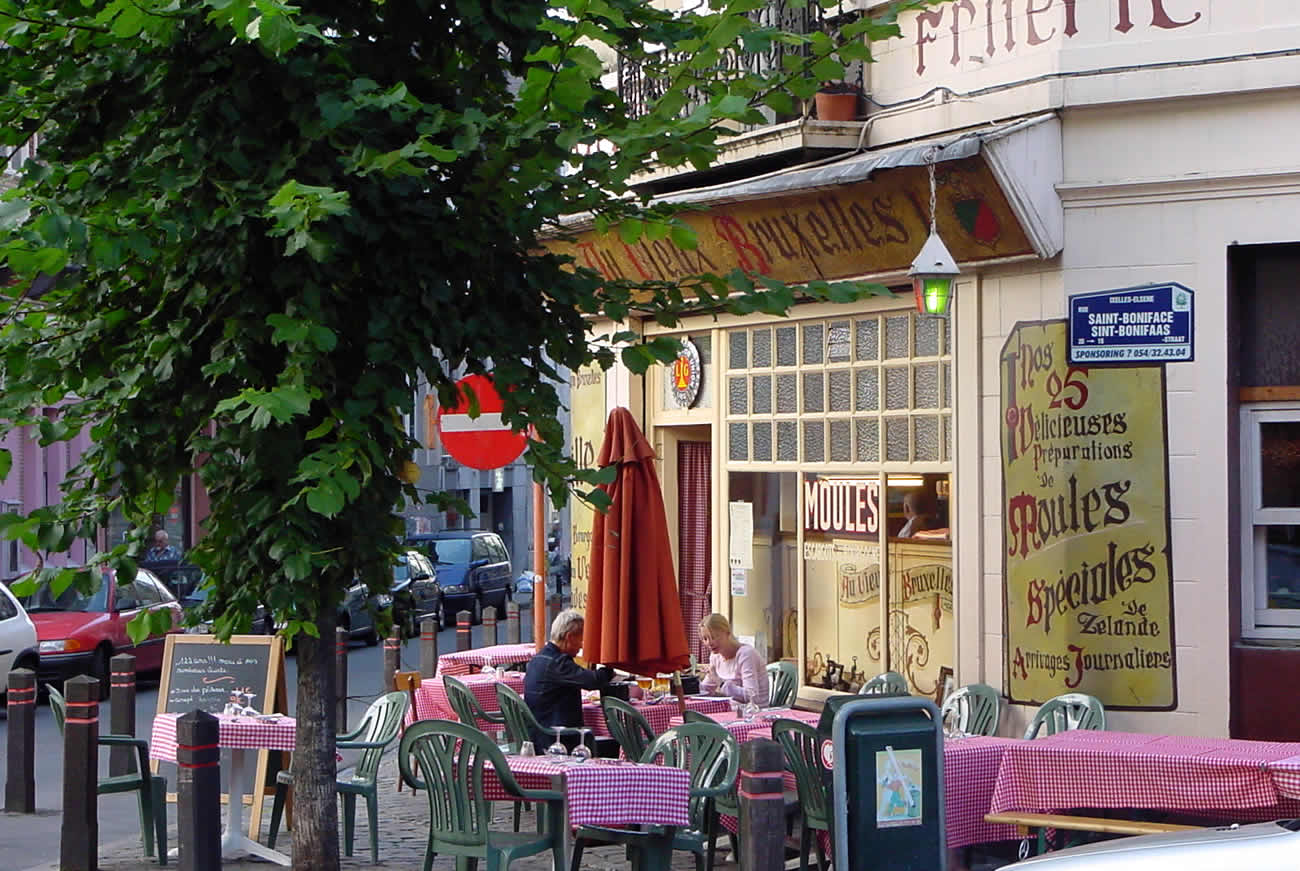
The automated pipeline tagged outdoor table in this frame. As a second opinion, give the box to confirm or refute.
[668,708,778,743]
[150,712,296,866]
[991,730,1300,823]
[437,642,538,677]
[581,694,732,737]
[406,670,525,727]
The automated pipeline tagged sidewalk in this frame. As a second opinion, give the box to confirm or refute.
[20,751,724,871]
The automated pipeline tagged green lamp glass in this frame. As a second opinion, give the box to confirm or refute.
[908,228,960,317]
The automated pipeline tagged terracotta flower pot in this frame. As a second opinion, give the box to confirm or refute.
[815,90,859,122]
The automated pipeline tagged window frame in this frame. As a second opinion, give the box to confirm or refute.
[1240,403,1300,639]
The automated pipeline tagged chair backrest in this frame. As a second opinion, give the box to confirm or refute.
[495,681,542,750]
[48,684,66,735]
[1023,693,1106,740]
[940,684,1001,737]
[683,709,719,726]
[351,691,410,783]
[770,718,830,829]
[399,719,538,850]
[859,671,909,696]
[601,696,656,761]
[641,723,739,834]
[444,675,491,729]
[766,661,798,708]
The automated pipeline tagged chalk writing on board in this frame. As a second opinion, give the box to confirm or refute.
[163,642,273,714]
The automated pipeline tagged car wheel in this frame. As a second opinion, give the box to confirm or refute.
[91,646,112,701]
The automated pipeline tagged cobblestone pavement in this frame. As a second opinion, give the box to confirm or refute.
[18,751,733,871]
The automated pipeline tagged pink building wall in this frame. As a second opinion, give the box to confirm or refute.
[0,421,97,577]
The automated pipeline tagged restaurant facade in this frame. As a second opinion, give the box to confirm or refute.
[558,0,1300,740]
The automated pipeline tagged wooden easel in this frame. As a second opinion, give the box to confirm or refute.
[154,634,290,839]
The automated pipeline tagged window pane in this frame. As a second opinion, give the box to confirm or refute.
[855,368,879,412]
[777,374,798,414]
[729,376,748,415]
[776,326,798,366]
[803,323,825,365]
[885,367,909,410]
[752,375,772,415]
[830,420,852,463]
[729,423,748,461]
[828,370,851,412]
[729,331,747,369]
[855,318,879,361]
[753,422,773,462]
[804,421,825,462]
[803,372,824,413]
[1265,526,1300,609]
[827,321,851,362]
[886,417,909,461]
[752,328,772,367]
[777,421,798,461]
[1261,422,1300,508]
[914,416,940,462]
[885,315,910,359]
[914,363,940,409]
[856,419,879,462]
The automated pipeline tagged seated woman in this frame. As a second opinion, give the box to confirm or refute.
[698,613,770,706]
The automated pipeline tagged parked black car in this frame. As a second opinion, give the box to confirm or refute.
[390,549,441,636]
[406,530,511,626]
[181,585,274,636]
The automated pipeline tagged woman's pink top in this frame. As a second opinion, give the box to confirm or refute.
[700,643,770,706]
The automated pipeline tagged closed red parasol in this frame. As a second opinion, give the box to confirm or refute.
[582,408,691,677]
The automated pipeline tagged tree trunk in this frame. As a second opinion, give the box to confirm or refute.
[292,600,340,870]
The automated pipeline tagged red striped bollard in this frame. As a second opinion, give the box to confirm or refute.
[60,675,100,871]
[4,668,36,813]
[420,617,439,677]
[456,611,472,651]
[383,630,401,694]
[336,626,349,732]
[482,605,498,646]
[177,710,221,871]
[109,653,137,776]
[737,738,786,871]
[504,600,520,644]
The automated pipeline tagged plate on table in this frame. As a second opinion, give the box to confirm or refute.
[692,695,730,702]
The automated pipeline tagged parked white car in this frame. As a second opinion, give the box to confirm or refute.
[0,580,40,691]
[1013,820,1300,869]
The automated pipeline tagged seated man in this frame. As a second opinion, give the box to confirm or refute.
[524,608,613,751]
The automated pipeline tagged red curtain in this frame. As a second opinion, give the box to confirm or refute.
[677,442,712,664]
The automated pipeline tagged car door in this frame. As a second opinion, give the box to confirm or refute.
[109,579,142,654]
[487,535,511,596]
[142,573,182,668]
[407,552,440,618]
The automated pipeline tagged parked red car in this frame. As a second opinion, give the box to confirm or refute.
[15,567,183,699]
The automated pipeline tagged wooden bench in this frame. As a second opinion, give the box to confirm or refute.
[985,811,1200,856]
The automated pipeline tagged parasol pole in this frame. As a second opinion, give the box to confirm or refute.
[673,671,687,719]
[533,480,546,651]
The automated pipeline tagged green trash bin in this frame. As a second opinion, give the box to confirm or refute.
[818,695,945,871]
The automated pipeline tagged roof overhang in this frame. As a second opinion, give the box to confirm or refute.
[545,113,1063,286]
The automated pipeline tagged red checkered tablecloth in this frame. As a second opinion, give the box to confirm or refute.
[668,709,775,743]
[406,672,525,727]
[149,712,296,762]
[582,695,733,737]
[438,643,537,677]
[991,730,1300,821]
[482,755,691,827]
[945,737,1022,848]
[1267,755,1300,800]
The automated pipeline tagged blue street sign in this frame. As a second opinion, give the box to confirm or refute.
[1068,283,1194,364]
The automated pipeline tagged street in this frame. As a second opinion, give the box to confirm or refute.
[0,618,533,871]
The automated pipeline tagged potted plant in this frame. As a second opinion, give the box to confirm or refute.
[814,80,861,121]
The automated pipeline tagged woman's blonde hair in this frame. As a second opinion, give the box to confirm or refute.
[698,613,732,639]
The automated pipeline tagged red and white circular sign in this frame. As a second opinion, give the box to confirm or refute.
[436,374,528,470]
[821,738,834,768]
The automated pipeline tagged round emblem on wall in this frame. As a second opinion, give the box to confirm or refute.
[821,738,834,768]
[670,338,702,409]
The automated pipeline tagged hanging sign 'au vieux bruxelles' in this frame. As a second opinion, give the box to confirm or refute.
[1001,320,1176,710]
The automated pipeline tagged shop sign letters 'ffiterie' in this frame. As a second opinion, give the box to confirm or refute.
[1000,320,1176,710]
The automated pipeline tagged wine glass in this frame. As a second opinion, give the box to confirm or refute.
[545,731,569,760]
[942,707,963,740]
[241,691,258,717]
[570,730,593,763]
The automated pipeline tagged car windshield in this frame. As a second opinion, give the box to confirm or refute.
[16,579,109,613]
[431,539,472,565]
[393,557,410,582]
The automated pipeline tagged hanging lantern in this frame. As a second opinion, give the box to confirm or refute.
[910,154,961,317]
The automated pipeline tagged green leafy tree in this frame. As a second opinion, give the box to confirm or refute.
[0,0,918,865]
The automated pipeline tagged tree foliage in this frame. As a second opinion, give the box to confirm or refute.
[0,0,917,865]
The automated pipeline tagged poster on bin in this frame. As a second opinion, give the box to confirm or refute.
[1000,320,1176,710]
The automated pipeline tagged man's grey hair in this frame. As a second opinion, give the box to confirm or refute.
[550,608,585,642]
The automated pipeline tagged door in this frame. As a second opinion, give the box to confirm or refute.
[677,441,712,663]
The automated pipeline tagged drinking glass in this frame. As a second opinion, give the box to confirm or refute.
[636,676,653,693]
[520,741,536,758]
[545,732,569,760]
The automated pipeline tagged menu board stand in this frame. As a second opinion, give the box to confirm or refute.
[154,634,290,839]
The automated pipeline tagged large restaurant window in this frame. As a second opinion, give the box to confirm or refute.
[724,308,954,696]
[1240,407,1300,636]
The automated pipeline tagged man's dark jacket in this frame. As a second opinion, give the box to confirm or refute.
[524,642,612,746]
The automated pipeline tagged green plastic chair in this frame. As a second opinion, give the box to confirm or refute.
[940,684,1001,737]
[683,708,720,726]
[268,690,409,863]
[859,671,909,696]
[445,674,506,731]
[600,696,657,762]
[570,722,739,871]
[399,719,565,871]
[496,682,592,833]
[766,661,798,708]
[771,718,831,871]
[1023,692,1106,740]
[48,685,167,864]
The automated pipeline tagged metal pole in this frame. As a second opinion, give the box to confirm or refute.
[738,739,786,871]
[4,668,36,813]
[335,626,349,732]
[177,710,221,871]
[533,480,546,649]
[504,600,520,644]
[60,676,99,871]
[482,605,498,646]
[108,653,137,776]
[383,630,401,693]
[456,612,473,651]
[420,617,439,678]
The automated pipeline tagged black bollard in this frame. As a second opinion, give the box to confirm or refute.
[504,600,520,644]
[420,617,439,678]
[547,595,562,633]
[336,626,349,732]
[456,611,472,651]
[60,675,100,871]
[177,710,221,871]
[737,738,786,871]
[5,668,36,813]
[383,630,401,694]
[109,653,137,776]
[482,605,498,646]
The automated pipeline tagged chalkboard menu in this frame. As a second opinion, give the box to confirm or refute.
[158,634,286,715]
